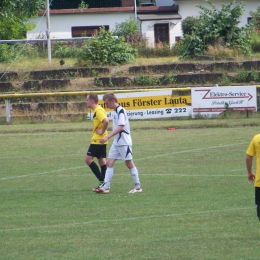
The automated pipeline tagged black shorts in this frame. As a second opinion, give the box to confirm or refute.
[255,187,260,205]
[87,144,106,159]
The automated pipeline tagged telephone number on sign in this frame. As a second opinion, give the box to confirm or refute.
[170,108,187,113]
[165,108,187,114]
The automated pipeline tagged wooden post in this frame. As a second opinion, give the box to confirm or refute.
[5,99,11,123]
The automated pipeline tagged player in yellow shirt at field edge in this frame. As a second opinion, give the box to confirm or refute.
[85,94,109,191]
[246,133,260,223]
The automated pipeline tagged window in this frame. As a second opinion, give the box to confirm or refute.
[71,26,109,37]
[175,36,181,42]
[139,0,156,6]
[51,0,121,9]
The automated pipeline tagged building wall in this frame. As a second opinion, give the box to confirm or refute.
[140,20,182,47]
[27,13,134,39]
[155,0,175,6]
[175,0,259,27]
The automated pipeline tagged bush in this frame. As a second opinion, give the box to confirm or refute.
[135,74,160,86]
[181,0,251,58]
[221,73,231,85]
[52,41,80,58]
[205,45,238,58]
[165,72,176,84]
[250,7,260,31]
[113,18,139,39]
[171,39,185,56]
[137,43,174,58]
[250,30,260,53]
[113,18,146,48]
[250,68,259,81]
[0,43,22,62]
[234,69,248,82]
[77,27,137,66]
[125,32,147,47]
[182,16,198,36]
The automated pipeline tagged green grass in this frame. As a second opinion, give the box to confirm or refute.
[2,114,260,131]
[0,56,180,73]
[0,57,78,72]
[0,120,259,259]
[2,54,260,74]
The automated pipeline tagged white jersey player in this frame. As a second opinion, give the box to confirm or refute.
[95,92,142,194]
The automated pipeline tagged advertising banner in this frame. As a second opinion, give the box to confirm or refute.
[88,90,192,120]
[192,86,257,118]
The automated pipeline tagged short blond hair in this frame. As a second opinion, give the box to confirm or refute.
[103,92,118,103]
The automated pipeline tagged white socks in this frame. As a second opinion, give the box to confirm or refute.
[130,167,141,187]
[104,166,141,189]
[104,167,114,188]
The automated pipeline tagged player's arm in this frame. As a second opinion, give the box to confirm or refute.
[96,118,109,135]
[246,154,255,182]
[100,125,124,143]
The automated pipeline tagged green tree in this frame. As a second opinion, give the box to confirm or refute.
[181,16,198,36]
[113,18,139,39]
[181,0,251,58]
[78,0,89,9]
[112,18,146,46]
[77,27,138,66]
[0,0,45,39]
[250,7,260,31]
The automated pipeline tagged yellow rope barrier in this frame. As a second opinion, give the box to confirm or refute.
[1,86,259,99]
[0,88,192,99]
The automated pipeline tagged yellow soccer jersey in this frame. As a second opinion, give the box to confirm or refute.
[246,134,260,187]
[91,105,108,145]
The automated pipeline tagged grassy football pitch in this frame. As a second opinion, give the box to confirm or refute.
[0,120,259,260]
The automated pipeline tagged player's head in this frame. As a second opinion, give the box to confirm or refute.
[87,94,98,104]
[103,93,118,103]
[86,94,98,108]
[103,93,118,109]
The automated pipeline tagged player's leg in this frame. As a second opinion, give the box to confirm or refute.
[118,146,142,193]
[257,205,260,221]
[255,187,260,220]
[85,145,105,185]
[97,145,107,179]
[85,155,104,182]
[94,158,116,193]
[126,160,142,193]
[95,144,118,193]
[104,158,116,186]
[98,157,107,177]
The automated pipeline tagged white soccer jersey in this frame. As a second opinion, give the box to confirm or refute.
[112,105,132,146]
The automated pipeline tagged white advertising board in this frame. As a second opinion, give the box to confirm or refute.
[191,86,257,118]
[88,90,192,120]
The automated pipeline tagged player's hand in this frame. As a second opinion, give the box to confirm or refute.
[100,137,108,143]
[96,128,103,135]
[248,172,255,182]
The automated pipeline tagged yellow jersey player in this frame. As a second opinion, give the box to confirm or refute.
[85,94,109,191]
[246,133,260,222]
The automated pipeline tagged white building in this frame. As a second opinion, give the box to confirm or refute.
[174,0,259,26]
[27,0,259,47]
